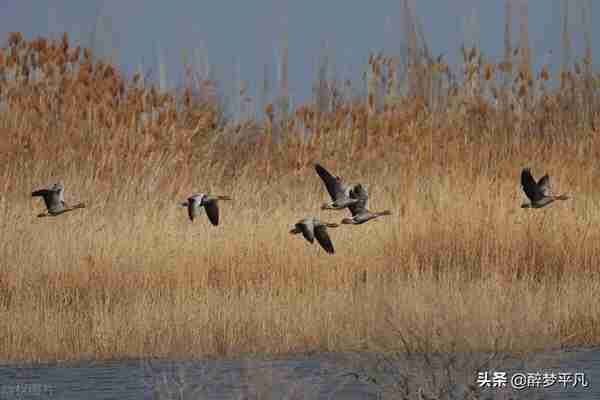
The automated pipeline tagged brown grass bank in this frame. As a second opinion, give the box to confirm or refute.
[0,33,600,364]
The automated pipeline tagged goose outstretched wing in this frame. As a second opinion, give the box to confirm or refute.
[521,168,544,202]
[315,164,347,202]
[314,224,334,254]
[204,199,220,226]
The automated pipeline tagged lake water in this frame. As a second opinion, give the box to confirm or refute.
[0,349,599,399]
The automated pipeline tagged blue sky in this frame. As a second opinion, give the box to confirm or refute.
[0,1,596,110]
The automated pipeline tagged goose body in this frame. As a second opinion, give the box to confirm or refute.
[181,193,232,226]
[341,184,391,224]
[32,183,85,217]
[520,168,569,209]
[290,216,339,254]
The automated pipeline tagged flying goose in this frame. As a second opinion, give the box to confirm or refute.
[181,193,232,226]
[32,183,85,217]
[520,168,569,209]
[314,163,360,210]
[290,216,339,254]
[341,184,391,224]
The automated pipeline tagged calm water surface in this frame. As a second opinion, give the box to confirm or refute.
[0,349,599,399]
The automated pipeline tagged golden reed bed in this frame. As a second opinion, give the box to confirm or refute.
[0,32,600,364]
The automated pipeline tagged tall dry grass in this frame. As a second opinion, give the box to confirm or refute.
[0,30,599,365]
